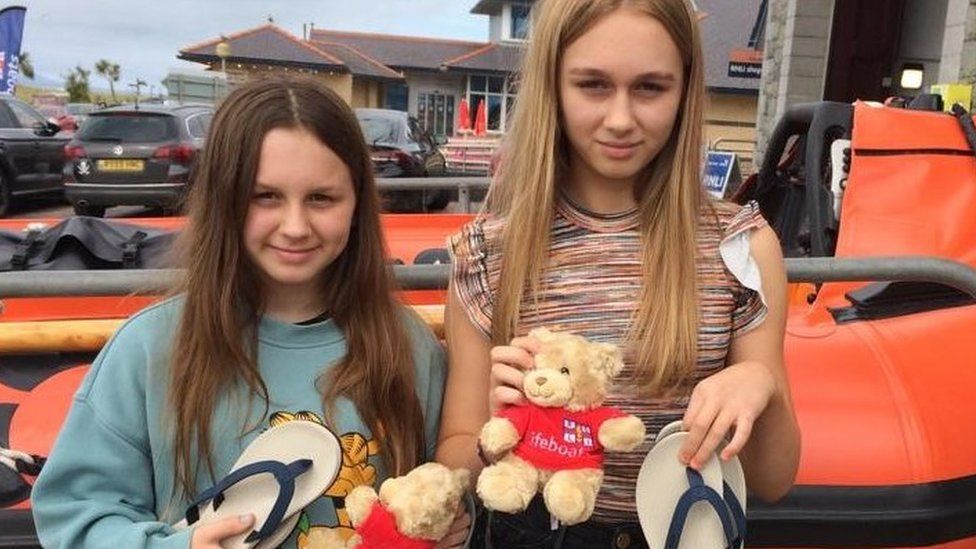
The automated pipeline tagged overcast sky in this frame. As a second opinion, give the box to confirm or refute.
[20,0,487,92]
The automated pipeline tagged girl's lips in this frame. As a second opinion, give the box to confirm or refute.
[270,246,317,263]
[598,141,640,160]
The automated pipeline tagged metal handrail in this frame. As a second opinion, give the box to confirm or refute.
[2,257,975,299]
[376,176,490,212]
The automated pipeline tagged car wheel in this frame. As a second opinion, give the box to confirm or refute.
[0,172,10,218]
[72,203,106,218]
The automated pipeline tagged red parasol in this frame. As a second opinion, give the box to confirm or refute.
[474,98,487,137]
[457,98,471,133]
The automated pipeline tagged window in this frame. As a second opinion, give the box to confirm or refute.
[510,4,532,40]
[467,74,518,133]
[417,92,456,137]
[0,104,17,128]
[77,113,178,142]
[186,113,209,138]
[7,99,46,128]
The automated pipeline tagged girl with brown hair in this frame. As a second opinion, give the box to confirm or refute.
[31,75,451,548]
[437,0,800,546]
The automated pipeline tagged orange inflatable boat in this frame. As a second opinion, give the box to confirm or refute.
[3,102,976,547]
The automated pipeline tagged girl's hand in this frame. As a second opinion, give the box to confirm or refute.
[679,361,777,469]
[488,336,541,414]
[190,514,254,549]
[435,505,472,548]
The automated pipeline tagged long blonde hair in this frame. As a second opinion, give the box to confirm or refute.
[486,0,708,393]
[168,76,425,497]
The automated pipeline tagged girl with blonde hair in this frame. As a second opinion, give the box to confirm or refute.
[437,0,800,546]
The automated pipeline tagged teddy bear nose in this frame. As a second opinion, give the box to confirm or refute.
[535,376,547,386]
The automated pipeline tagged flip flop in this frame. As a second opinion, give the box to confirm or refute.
[173,421,342,548]
[636,431,739,549]
[655,420,685,443]
[652,421,748,547]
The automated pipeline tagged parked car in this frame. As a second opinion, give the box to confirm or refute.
[355,108,450,212]
[0,96,70,217]
[36,105,78,133]
[65,103,96,128]
[62,103,213,217]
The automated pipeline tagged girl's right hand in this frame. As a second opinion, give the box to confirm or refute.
[488,336,541,414]
[190,514,255,549]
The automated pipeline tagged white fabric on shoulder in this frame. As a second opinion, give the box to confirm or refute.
[719,230,767,307]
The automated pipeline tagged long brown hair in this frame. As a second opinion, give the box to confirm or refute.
[168,75,425,497]
[486,0,708,393]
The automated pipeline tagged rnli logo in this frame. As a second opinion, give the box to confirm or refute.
[112,145,124,156]
[562,419,595,448]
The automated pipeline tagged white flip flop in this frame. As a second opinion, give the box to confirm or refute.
[173,421,342,548]
[636,431,740,549]
[655,420,685,444]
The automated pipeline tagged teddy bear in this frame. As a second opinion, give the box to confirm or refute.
[310,462,470,549]
[476,328,646,525]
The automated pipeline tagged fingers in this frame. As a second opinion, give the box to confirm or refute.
[489,344,535,371]
[721,414,755,461]
[492,385,527,408]
[509,335,542,354]
[690,412,734,469]
[191,514,254,548]
[679,401,717,467]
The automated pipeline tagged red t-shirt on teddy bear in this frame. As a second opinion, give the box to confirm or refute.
[496,404,628,470]
[354,501,434,549]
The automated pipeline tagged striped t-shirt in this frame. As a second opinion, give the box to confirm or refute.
[448,195,768,523]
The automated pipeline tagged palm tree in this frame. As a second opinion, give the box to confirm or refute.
[94,59,121,103]
[64,66,91,103]
[18,51,33,80]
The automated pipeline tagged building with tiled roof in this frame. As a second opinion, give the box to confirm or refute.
[174,1,767,169]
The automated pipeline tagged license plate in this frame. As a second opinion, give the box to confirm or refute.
[96,159,144,172]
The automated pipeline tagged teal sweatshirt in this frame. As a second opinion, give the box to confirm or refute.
[30,297,446,549]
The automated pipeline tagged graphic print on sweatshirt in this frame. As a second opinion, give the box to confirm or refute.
[267,410,380,547]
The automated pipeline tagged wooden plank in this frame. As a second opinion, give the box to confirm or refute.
[0,306,446,355]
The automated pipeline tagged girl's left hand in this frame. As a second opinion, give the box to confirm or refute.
[679,360,777,469]
[434,505,472,548]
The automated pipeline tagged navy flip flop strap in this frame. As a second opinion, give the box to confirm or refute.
[723,481,747,546]
[185,458,313,544]
[663,468,738,549]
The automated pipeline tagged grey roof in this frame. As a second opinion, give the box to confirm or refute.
[698,0,765,92]
[316,42,404,80]
[179,25,345,71]
[444,42,525,73]
[310,29,485,72]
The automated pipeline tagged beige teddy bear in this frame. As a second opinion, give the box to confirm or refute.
[311,462,470,549]
[477,328,646,525]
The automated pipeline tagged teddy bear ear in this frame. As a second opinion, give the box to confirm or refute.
[378,476,402,504]
[595,343,625,378]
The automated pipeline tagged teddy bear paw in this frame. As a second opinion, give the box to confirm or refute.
[543,478,597,526]
[476,463,537,513]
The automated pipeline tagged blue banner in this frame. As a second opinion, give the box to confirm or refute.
[0,6,27,95]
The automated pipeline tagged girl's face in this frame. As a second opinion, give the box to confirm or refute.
[244,127,356,307]
[559,7,685,192]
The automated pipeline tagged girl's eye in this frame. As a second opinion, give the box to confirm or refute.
[577,79,609,90]
[308,193,333,204]
[636,82,665,93]
[560,367,570,376]
[252,192,278,202]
